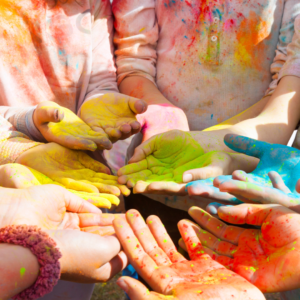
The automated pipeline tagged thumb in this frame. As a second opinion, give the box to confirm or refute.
[128,97,148,115]
[117,277,168,300]
[34,105,64,125]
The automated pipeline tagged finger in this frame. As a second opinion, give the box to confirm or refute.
[60,178,99,193]
[78,152,111,174]
[117,277,174,300]
[105,127,122,140]
[217,203,279,226]
[134,181,187,196]
[231,170,256,183]
[94,251,128,282]
[36,105,64,124]
[129,121,141,134]
[128,98,148,115]
[147,215,186,263]
[81,225,115,236]
[188,206,245,244]
[78,213,124,227]
[113,217,157,278]
[177,219,206,260]
[52,135,97,151]
[126,210,172,266]
[268,171,291,193]
[119,124,132,134]
[118,160,148,177]
[178,238,187,252]
[224,134,267,159]
[80,180,121,196]
[296,179,300,194]
[69,190,112,209]
[205,203,230,215]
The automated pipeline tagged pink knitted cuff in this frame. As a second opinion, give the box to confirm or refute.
[0,137,42,165]
[0,225,61,300]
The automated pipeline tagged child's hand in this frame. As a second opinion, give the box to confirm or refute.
[16,142,130,196]
[33,101,112,150]
[183,205,300,293]
[112,210,264,300]
[80,93,147,143]
[48,229,127,283]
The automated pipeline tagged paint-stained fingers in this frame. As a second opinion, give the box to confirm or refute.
[78,152,111,174]
[91,173,120,181]
[69,190,112,209]
[268,171,291,193]
[231,170,256,183]
[81,225,115,236]
[79,213,125,227]
[128,97,148,115]
[120,171,152,188]
[60,178,99,193]
[224,134,268,159]
[177,219,206,261]
[178,238,187,252]
[128,120,142,135]
[140,181,187,196]
[128,136,157,164]
[188,207,245,245]
[79,180,121,196]
[133,181,151,193]
[113,217,158,279]
[105,127,122,141]
[126,210,172,266]
[85,179,130,196]
[147,215,186,264]
[118,160,148,177]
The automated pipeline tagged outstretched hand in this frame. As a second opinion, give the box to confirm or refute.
[182,205,300,293]
[113,209,265,299]
[16,142,130,197]
[33,101,112,150]
[81,93,147,143]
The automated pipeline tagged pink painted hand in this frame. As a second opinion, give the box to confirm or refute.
[0,163,121,209]
[16,143,130,196]
[33,101,112,150]
[113,209,265,299]
[118,130,249,195]
[80,93,147,143]
[182,205,300,293]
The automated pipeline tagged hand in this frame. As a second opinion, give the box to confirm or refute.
[137,104,190,143]
[33,101,112,150]
[212,171,300,213]
[16,143,130,196]
[80,93,147,143]
[183,205,300,293]
[0,163,121,209]
[48,229,128,283]
[186,134,300,202]
[0,184,114,231]
[113,210,265,299]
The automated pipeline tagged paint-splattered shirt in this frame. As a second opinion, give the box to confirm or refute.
[0,0,118,141]
[113,0,300,130]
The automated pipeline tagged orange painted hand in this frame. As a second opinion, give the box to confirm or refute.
[113,210,265,300]
[118,130,239,195]
[33,101,112,150]
[16,143,130,196]
[80,93,147,143]
[182,205,300,293]
[0,163,121,209]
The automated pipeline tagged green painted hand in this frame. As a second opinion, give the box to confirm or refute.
[80,93,147,143]
[33,101,112,150]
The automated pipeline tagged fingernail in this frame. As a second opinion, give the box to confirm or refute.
[116,279,129,292]
[208,206,218,215]
[183,173,193,183]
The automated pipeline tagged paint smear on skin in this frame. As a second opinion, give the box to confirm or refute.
[20,267,26,278]
[234,11,271,70]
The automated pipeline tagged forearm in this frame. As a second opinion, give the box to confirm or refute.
[0,243,39,299]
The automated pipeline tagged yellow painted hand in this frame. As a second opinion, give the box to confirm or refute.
[33,101,112,150]
[80,93,147,142]
[0,163,120,209]
[16,143,130,197]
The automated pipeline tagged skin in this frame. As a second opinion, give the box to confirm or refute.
[16,142,130,196]
[118,130,255,195]
[186,134,300,204]
[0,163,120,209]
[80,92,147,143]
[182,205,300,293]
[33,101,112,151]
[113,210,265,300]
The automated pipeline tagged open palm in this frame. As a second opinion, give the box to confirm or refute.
[81,93,147,142]
[184,205,300,293]
[113,210,265,299]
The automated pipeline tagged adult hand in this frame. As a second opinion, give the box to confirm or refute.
[186,134,300,202]
[16,143,130,196]
[47,229,128,283]
[113,210,265,299]
[0,184,117,231]
[184,205,300,293]
[213,171,300,213]
[118,130,241,194]
[33,101,112,150]
[80,93,147,143]
[0,163,121,209]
